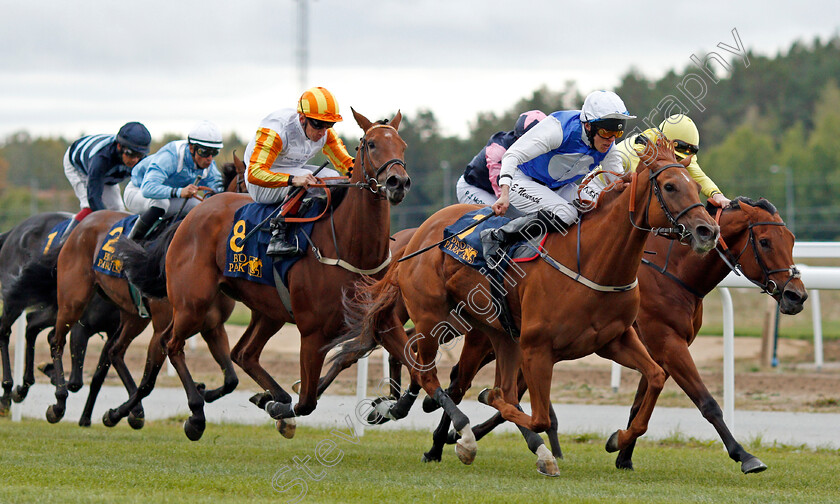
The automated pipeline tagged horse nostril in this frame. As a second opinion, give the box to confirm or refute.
[696,224,715,241]
[403,177,411,192]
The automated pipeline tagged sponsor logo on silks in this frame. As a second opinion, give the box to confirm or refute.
[228,253,264,278]
[442,236,479,264]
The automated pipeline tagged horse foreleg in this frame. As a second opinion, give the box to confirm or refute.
[663,337,767,474]
[231,313,290,406]
[167,325,207,441]
[104,320,168,428]
[199,324,239,403]
[614,374,648,470]
[11,309,54,404]
[0,306,24,414]
[79,327,117,427]
[596,327,665,453]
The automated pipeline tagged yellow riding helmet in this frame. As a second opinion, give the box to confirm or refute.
[658,114,699,146]
[297,87,343,123]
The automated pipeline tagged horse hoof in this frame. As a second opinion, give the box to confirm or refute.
[477,388,491,405]
[11,386,29,403]
[184,418,205,441]
[537,458,560,477]
[445,429,460,445]
[605,431,620,453]
[46,405,64,424]
[741,456,768,474]
[276,418,296,439]
[422,395,440,413]
[455,439,476,465]
[128,411,145,430]
[291,380,302,395]
[67,381,83,393]
[249,391,272,409]
[37,361,54,377]
[615,458,634,471]
[79,416,91,428]
[195,382,206,392]
[421,451,442,463]
[102,410,121,428]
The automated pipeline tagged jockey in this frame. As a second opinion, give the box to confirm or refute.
[61,121,151,239]
[482,90,634,264]
[456,110,547,206]
[244,86,354,257]
[123,120,224,240]
[612,114,730,207]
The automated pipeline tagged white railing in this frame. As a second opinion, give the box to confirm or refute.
[611,242,840,434]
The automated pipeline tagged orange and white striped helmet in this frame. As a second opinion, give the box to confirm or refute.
[297,87,343,123]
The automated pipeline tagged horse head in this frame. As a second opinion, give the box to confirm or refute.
[634,137,719,253]
[221,151,247,194]
[351,108,410,205]
[717,197,807,314]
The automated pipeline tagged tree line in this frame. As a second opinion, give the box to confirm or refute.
[2,36,839,239]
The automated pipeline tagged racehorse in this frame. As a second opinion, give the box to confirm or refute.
[0,212,120,418]
[329,138,719,472]
[412,196,807,474]
[119,109,409,441]
[38,159,246,426]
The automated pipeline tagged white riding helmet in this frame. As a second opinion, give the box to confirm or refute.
[580,90,636,122]
[187,120,224,149]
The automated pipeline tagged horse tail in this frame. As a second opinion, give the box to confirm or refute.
[9,243,63,306]
[327,265,404,366]
[114,220,183,298]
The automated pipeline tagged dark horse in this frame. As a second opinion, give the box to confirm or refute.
[390,196,807,474]
[328,139,719,474]
[34,159,246,426]
[111,109,410,441]
[0,212,120,419]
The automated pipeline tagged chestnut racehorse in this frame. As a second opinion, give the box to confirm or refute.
[411,196,807,474]
[40,160,246,426]
[142,109,409,441]
[329,138,719,473]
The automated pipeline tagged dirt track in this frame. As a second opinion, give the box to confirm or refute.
[18,322,840,414]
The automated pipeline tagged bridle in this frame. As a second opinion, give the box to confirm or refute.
[331,122,407,197]
[713,206,800,296]
[628,163,704,242]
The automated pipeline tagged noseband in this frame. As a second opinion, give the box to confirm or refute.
[629,163,704,241]
[714,208,800,296]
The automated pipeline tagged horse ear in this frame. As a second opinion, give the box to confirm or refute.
[352,107,373,132]
[233,150,245,174]
[679,154,693,168]
[390,110,402,130]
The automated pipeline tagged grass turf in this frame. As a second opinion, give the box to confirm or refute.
[0,419,838,503]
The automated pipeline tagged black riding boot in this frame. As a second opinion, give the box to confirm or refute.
[128,207,165,241]
[267,218,303,257]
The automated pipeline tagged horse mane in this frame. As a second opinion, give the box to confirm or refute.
[113,220,183,298]
[704,196,778,216]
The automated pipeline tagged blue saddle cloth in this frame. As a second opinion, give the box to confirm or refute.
[92,215,139,278]
[223,198,324,288]
[439,207,546,270]
[43,219,73,254]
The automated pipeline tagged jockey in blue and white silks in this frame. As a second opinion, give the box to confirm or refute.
[493,90,634,226]
[123,120,224,239]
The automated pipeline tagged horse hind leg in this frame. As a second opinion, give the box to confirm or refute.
[0,304,26,414]
[615,374,649,470]
[9,308,52,404]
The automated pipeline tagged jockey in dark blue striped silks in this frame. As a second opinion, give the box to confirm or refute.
[61,121,151,239]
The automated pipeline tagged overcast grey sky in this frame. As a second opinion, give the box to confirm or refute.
[1,0,837,142]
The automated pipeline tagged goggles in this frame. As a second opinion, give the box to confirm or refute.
[673,140,699,157]
[195,146,220,158]
[307,117,335,130]
[121,147,145,159]
[596,128,624,140]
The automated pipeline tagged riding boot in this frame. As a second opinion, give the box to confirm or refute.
[480,211,566,269]
[266,218,303,257]
[127,207,165,241]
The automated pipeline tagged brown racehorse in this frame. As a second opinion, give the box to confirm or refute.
[151,109,409,441]
[329,138,719,473]
[407,196,807,474]
[41,161,246,426]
